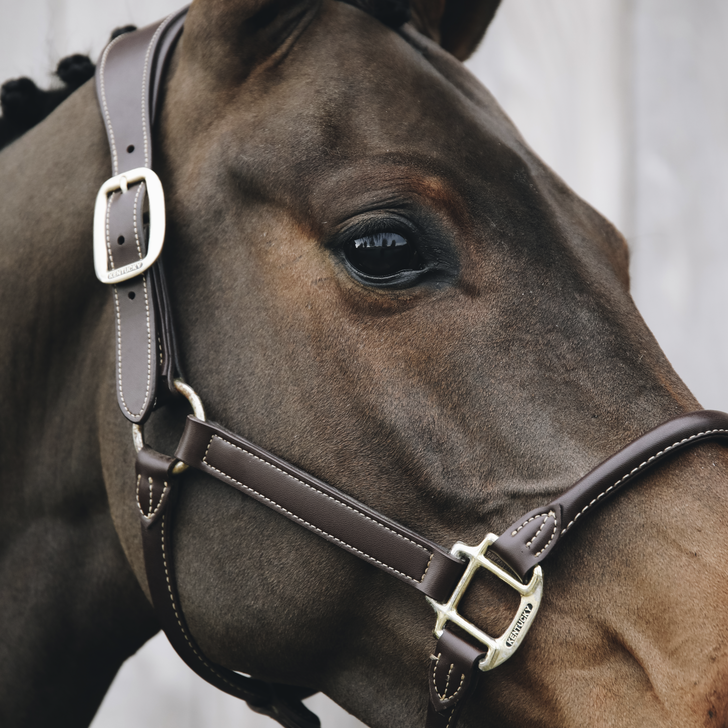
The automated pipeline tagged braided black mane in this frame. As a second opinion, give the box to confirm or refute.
[0,1,411,152]
[0,25,136,152]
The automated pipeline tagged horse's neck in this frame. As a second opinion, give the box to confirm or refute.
[0,83,156,726]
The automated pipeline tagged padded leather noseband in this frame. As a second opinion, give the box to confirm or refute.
[94,11,728,728]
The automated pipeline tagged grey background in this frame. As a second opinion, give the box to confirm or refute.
[2,0,726,725]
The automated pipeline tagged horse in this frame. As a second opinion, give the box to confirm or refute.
[2,1,728,727]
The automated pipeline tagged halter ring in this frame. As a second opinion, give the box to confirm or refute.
[132,378,206,475]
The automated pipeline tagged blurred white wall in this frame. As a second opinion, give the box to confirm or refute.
[2,0,727,726]
[468,0,728,411]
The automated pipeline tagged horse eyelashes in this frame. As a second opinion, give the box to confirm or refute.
[344,231,423,279]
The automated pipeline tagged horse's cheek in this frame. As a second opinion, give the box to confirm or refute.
[166,475,433,685]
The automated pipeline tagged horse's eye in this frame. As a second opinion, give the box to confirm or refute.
[344,232,422,278]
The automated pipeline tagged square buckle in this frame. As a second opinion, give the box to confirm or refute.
[426,533,543,672]
[93,167,166,284]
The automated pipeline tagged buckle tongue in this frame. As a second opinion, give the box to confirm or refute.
[93,167,166,284]
[426,533,543,672]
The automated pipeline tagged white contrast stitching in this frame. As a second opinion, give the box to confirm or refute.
[139,277,153,410]
[511,512,550,536]
[529,511,558,556]
[432,653,466,703]
[101,12,172,170]
[112,287,133,417]
[112,275,153,419]
[160,518,240,692]
[133,183,153,416]
[98,34,126,174]
[135,474,169,519]
[441,663,454,700]
[135,474,142,514]
[107,190,142,419]
[103,15,168,420]
[525,513,550,547]
[561,428,728,535]
[202,434,434,583]
[105,193,114,268]
[534,518,558,557]
[132,183,144,257]
[141,14,174,166]
[446,707,457,728]
[511,510,558,557]
[134,183,153,416]
[111,185,153,419]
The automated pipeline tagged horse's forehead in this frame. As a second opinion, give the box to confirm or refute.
[212,8,512,181]
[172,4,625,285]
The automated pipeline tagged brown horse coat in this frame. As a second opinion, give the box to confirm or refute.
[1,1,727,726]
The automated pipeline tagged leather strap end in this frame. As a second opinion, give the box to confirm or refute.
[490,504,563,580]
[135,446,177,527]
[428,629,486,713]
[249,685,321,728]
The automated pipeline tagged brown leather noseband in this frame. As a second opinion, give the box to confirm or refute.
[94,11,728,728]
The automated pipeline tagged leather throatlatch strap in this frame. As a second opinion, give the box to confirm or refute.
[136,446,320,728]
[97,11,728,728]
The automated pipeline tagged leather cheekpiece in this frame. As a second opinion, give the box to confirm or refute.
[95,10,187,421]
[175,415,468,602]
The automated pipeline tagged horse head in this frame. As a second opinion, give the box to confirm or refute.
[2,1,727,726]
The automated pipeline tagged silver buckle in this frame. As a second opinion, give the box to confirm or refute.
[93,167,166,284]
[426,533,543,672]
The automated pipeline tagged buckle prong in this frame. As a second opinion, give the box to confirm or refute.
[426,533,543,672]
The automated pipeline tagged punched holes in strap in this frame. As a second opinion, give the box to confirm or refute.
[105,182,158,422]
[95,13,186,422]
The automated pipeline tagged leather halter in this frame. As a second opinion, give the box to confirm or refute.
[94,11,728,728]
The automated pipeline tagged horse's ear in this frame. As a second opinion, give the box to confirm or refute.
[181,0,318,83]
[409,0,501,60]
